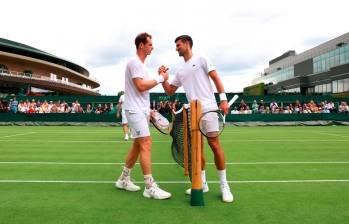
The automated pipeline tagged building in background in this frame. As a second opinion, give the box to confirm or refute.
[251,32,349,96]
[0,38,100,97]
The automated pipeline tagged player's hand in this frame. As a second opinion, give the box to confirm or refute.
[116,113,120,118]
[160,72,169,82]
[150,110,156,120]
[158,65,168,74]
[219,100,229,115]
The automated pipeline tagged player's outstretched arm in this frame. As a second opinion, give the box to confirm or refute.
[162,81,177,96]
[133,73,168,92]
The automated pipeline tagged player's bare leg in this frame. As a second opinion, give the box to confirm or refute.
[207,137,233,203]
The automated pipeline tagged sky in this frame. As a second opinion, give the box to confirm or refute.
[1,0,349,95]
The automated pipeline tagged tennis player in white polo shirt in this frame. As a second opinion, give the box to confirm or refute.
[115,32,171,200]
[160,35,233,203]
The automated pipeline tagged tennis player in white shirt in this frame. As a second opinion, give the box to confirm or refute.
[115,32,171,200]
[160,35,233,203]
[116,93,129,140]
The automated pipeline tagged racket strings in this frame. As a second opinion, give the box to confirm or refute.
[198,111,225,138]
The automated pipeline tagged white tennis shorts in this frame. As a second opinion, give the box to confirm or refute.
[125,110,150,139]
[200,112,220,134]
[121,110,128,124]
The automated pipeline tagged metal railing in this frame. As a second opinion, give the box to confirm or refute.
[0,69,99,93]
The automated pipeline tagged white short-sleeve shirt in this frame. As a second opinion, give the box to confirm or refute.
[124,57,150,112]
[118,94,125,110]
[171,55,218,112]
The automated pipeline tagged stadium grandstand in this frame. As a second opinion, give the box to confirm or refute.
[0,34,348,125]
[247,32,349,97]
[0,37,100,97]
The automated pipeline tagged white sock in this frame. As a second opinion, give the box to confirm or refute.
[217,169,228,185]
[121,166,131,179]
[144,174,154,188]
[125,134,129,138]
[201,170,207,184]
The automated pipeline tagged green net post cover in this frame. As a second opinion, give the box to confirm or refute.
[190,189,204,206]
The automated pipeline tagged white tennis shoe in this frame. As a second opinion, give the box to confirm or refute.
[115,176,141,192]
[143,183,171,200]
[221,183,234,203]
[185,182,209,195]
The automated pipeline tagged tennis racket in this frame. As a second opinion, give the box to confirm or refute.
[198,94,239,138]
[150,110,173,135]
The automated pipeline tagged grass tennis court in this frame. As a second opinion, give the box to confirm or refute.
[0,125,348,224]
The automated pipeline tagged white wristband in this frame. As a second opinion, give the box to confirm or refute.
[155,76,164,84]
[219,93,227,101]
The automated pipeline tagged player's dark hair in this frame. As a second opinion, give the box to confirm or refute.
[135,32,152,49]
[175,35,193,48]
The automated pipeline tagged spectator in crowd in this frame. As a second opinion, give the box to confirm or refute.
[259,105,265,114]
[50,102,58,113]
[172,99,182,111]
[327,101,337,113]
[109,103,114,112]
[245,106,252,114]
[74,101,83,113]
[10,97,18,113]
[48,101,54,112]
[294,100,301,113]
[103,103,110,114]
[271,105,279,114]
[284,106,292,114]
[339,101,349,113]
[304,106,312,113]
[309,100,318,113]
[0,100,9,112]
[258,99,265,110]
[231,106,239,114]
[63,103,71,113]
[95,104,103,114]
[288,103,294,113]
[299,106,303,113]
[251,100,259,113]
[238,99,247,111]
[86,104,92,113]
[36,100,42,112]
[27,103,35,113]
[270,99,278,111]
[18,100,26,113]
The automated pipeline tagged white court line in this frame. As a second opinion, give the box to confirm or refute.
[1,161,349,165]
[0,139,349,143]
[0,179,348,184]
[0,132,36,139]
[311,131,349,138]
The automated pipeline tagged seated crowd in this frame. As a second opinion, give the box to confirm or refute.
[1,97,115,114]
[231,99,349,114]
[151,99,183,114]
[1,97,348,115]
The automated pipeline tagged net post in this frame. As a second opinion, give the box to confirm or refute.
[190,100,204,206]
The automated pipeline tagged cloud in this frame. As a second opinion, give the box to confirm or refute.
[86,36,133,67]
[1,0,349,95]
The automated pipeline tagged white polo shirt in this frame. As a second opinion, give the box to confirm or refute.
[171,55,218,112]
[124,56,150,112]
[118,94,125,111]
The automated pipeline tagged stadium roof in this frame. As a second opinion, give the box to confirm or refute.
[0,37,89,76]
